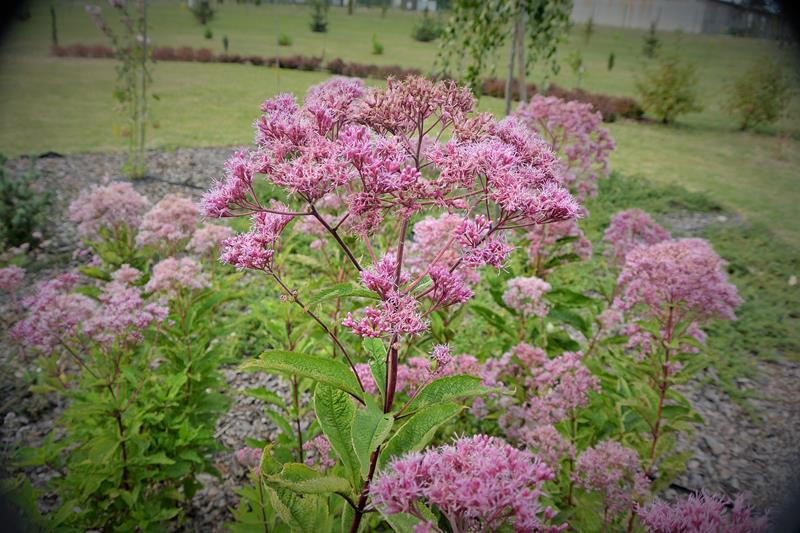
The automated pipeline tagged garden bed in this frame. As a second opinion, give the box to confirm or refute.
[1,148,798,530]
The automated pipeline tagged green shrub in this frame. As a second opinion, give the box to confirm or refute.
[636,56,702,124]
[411,10,442,42]
[607,51,615,71]
[727,59,793,131]
[278,33,293,46]
[371,34,384,55]
[203,26,213,40]
[0,155,51,249]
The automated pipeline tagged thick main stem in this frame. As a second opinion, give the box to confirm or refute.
[291,376,304,463]
[647,306,675,476]
[350,219,409,532]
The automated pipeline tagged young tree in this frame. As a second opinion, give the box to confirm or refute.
[86,0,152,178]
[438,0,573,115]
[636,56,702,124]
[727,58,793,130]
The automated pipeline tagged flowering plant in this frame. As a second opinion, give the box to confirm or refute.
[8,185,239,529]
[204,75,580,532]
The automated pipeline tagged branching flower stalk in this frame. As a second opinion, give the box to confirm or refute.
[202,76,581,532]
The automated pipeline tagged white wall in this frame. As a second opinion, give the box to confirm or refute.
[571,0,707,33]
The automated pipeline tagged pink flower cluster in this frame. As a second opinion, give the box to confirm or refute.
[235,446,263,469]
[513,95,615,200]
[136,193,200,248]
[202,76,581,340]
[145,257,209,296]
[616,238,742,327]
[520,425,575,470]
[0,265,25,292]
[186,224,233,256]
[370,435,563,533]
[83,277,168,347]
[603,209,671,266]
[303,435,336,472]
[10,273,96,354]
[573,440,650,522]
[503,276,552,318]
[638,492,768,533]
[355,348,479,396]
[69,181,149,239]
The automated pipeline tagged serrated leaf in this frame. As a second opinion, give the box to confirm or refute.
[268,463,352,495]
[266,484,326,532]
[243,351,364,402]
[352,401,394,478]
[378,403,462,470]
[314,384,361,489]
[402,375,486,415]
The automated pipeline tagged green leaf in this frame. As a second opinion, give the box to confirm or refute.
[314,384,361,489]
[263,407,295,437]
[243,351,364,402]
[378,402,462,470]
[351,400,394,478]
[402,375,486,415]
[306,282,379,306]
[268,463,352,495]
[545,288,595,307]
[245,387,285,408]
[266,485,327,532]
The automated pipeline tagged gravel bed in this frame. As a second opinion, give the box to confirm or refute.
[1,147,798,530]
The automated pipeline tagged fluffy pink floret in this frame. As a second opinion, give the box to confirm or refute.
[370,435,564,533]
[136,194,200,248]
[145,257,209,296]
[10,274,96,354]
[187,224,234,256]
[616,238,742,325]
[513,95,615,200]
[343,290,427,338]
[83,281,168,346]
[303,435,336,472]
[69,181,149,238]
[0,265,25,292]
[573,440,650,522]
[603,209,671,266]
[503,276,552,317]
[638,492,768,533]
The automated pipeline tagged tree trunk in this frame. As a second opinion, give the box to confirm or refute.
[504,10,520,116]
[517,6,527,104]
[348,0,354,15]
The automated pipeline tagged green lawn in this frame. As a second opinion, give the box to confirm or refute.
[1,1,799,245]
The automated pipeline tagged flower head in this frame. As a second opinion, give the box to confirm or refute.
[371,435,562,533]
[136,194,199,248]
[503,276,551,317]
[145,257,209,296]
[603,209,671,266]
[0,265,25,293]
[574,440,650,523]
[187,224,234,256]
[638,492,768,533]
[69,181,149,239]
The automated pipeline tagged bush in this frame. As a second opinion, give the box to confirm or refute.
[608,52,615,71]
[372,34,384,55]
[217,53,244,64]
[203,26,213,40]
[636,56,703,124]
[327,57,346,74]
[727,59,794,130]
[411,10,443,42]
[309,0,328,33]
[191,0,215,25]
[195,48,214,63]
[151,46,177,61]
[0,155,51,249]
[175,46,195,62]
[278,33,292,46]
